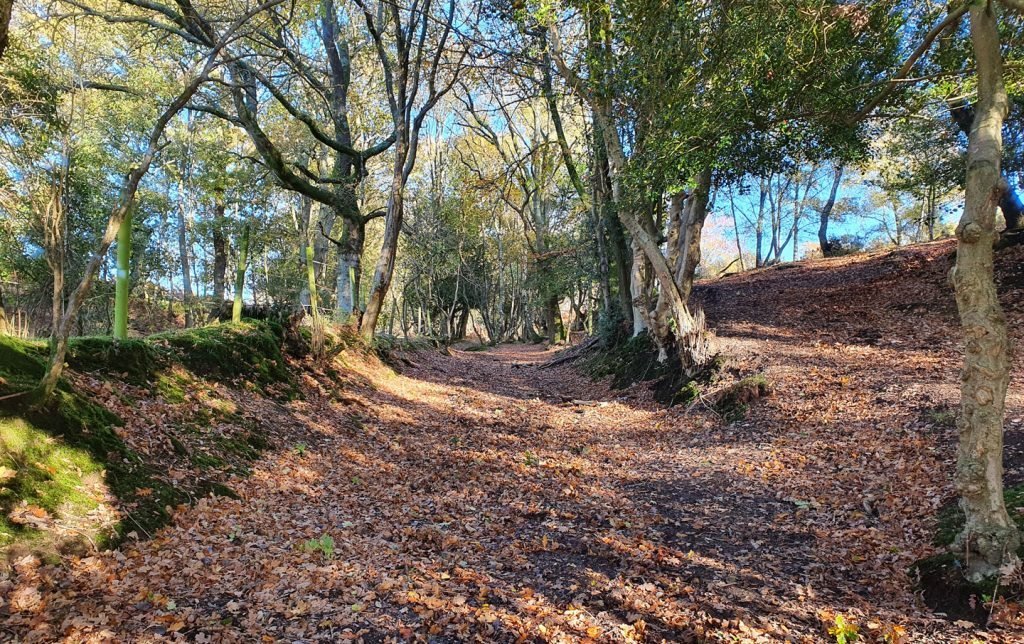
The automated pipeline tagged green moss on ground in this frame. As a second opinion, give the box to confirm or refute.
[0,417,106,551]
[0,336,186,555]
[67,337,160,384]
[0,321,300,562]
[155,370,189,403]
[582,333,727,408]
[583,334,672,389]
[21,390,185,543]
[932,483,1024,554]
[151,322,292,387]
[713,374,772,422]
[0,335,47,394]
[674,381,702,407]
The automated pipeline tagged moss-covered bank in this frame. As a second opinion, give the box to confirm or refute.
[0,321,300,565]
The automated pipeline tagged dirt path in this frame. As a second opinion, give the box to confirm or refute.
[6,242,1024,642]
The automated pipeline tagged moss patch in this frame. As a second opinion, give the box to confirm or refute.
[23,391,185,541]
[0,370,185,561]
[151,322,292,389]
[712,374,772,422]
[583,333,726,408]
[583,334,671,389]
[0,417,107,551]
[673,381,702,407]
[155,370,189,404]
[66,337,160,384]
[0,321,299,562]
[932,484,1024,553]
[0,335,47,394]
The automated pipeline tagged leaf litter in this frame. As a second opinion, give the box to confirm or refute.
[3,239,1024,642]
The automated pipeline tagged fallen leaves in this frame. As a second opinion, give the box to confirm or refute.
[4,242,1024,640]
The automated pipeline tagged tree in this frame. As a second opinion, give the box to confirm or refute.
[950,0,1021,580]
[545,0,901,371]
[818,166,845,257]
[354,0,467,339]
[112,204,132,339]
[0,0,12,60]
[231,222,250,323]
[33,0,277,402]
[459,84,572,344]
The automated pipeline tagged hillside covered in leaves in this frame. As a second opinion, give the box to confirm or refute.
[0,241,1021,641]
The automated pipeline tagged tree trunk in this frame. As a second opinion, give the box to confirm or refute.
[951,99,1024,235]
[212,195,228,305]
[306,244,325,355]
[629,240,649,336]
[306,245,319,317]
[595,211,612,314]
[791,179,802,262]
[297,195,313,309]
[951,1,1020,581]
[928,184,937,241]
[388,295,397,336]
[361,146,406,339]
[598,135,633,326]
[754,178,767,267]
[232,224,250,323]
[819,165,844,256]
[176,186,194,327]
[653,191,686,358]
[544,294,561,344]
[0,282,8,334]
[729,189,745,271]
[0,0,13,60]
[42,180,66,340]
[615,188,713,375]
[312,201,334,285]
[334,217,364,324]
[113,206,133,340]
[35,145,169,402]
[678,171,713,301]
[456,303,469,340]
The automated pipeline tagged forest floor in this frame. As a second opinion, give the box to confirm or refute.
[5,239,1024,642]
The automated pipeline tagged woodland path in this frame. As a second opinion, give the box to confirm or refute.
[7,241,1024,642]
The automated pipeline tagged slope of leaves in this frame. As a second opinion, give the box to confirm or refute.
[3,241,1024,641]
